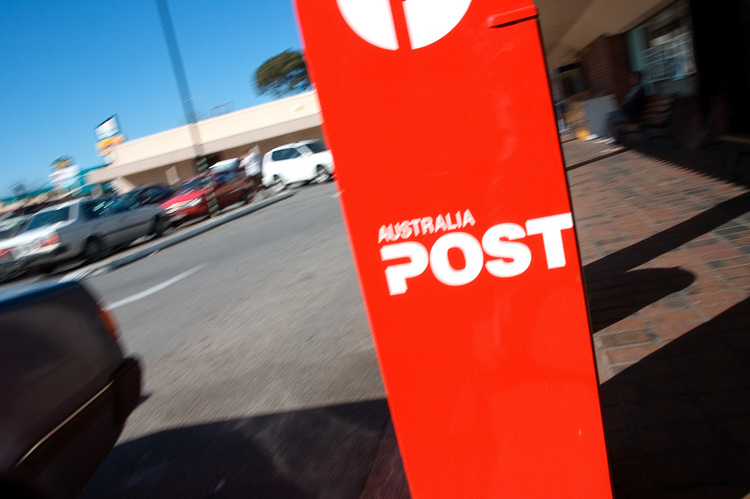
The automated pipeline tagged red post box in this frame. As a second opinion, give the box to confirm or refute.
[293,1,612,496]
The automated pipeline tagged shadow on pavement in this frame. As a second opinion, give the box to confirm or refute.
[587,267,695,332]
[78,183,748,498]
[565,146,628,171]
[583,191,750,331]
[635,142,750,189]
[81,399,391,499]
[587,191,750,276]
[601,297,750,497]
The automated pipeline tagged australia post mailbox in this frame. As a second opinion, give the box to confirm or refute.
[293,0,612,496]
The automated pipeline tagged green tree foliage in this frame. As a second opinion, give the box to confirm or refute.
[254,49,311,97]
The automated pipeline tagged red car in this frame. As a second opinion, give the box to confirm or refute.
[160,170,261,225]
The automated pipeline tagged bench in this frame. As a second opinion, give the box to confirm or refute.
[719,133,750,180]
[616,93,677,149]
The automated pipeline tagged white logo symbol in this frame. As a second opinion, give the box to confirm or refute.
[336,0,471,50]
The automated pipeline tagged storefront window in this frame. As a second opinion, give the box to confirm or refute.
[638,0,697,92]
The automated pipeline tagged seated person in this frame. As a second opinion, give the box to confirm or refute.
[603,72,646,144]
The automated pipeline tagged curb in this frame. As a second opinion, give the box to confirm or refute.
[63,190,295,280]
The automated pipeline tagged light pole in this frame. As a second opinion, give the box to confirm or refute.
[155,0,219,217]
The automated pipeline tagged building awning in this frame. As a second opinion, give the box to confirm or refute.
[537,0,675,68]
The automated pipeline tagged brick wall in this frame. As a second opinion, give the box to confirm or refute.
[580,34,632,105]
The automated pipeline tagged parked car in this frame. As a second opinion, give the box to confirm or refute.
[0,201,58,220]
[262,139,334,192]
[0,215,30,240]
[0,216,31,282]
[0,195,168,274]
[159,170,261,226]
[209,158,241,172]
[0,279,141,498]
[128,184,175,206]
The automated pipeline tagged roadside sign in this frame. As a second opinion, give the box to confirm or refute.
[293,1,612,496]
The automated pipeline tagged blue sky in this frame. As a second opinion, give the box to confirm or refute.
[0,0,303,196]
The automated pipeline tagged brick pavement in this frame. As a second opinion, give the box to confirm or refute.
[364,137,750,497]
[567,138,750,497]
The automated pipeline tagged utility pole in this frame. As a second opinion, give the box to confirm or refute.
[155,0,219,217]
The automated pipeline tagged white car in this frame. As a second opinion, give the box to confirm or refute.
[262,139,334,192]
[0,195,168,274]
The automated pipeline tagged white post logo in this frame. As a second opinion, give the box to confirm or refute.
[336,0,472,50]
[379,212,575,296]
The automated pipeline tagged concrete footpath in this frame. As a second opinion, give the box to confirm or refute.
[363,137,750,497]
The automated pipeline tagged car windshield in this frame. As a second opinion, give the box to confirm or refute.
[304,140,326,154]
[79,199,108,219]
[102,193,140,213]
[175,178,206,195]
[23,206,71,231]
[137,186,170,202]
[0,217,29,240]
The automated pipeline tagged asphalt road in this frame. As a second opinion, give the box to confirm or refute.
[79,183,389,498]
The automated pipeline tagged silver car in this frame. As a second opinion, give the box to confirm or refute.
[0,195,168,273]
[0,216,31,282]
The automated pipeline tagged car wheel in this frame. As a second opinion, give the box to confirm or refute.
[313,165,330,184]
[83,237,102,264]
[243,189,252,204]
[152,216,167,238]
[271,175,286,193]
[39,263,57,275]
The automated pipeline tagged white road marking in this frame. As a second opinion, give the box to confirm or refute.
[105,265,205,310]
[59,268,94,282]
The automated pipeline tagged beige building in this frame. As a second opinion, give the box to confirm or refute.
[89,91,324,190]
[90,0,748,191]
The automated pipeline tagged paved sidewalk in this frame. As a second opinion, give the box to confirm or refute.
[364,138,750,497]
[568,138,750,497]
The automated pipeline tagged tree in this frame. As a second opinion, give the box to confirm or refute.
[254,49,311,97]
[11,182,26,198]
